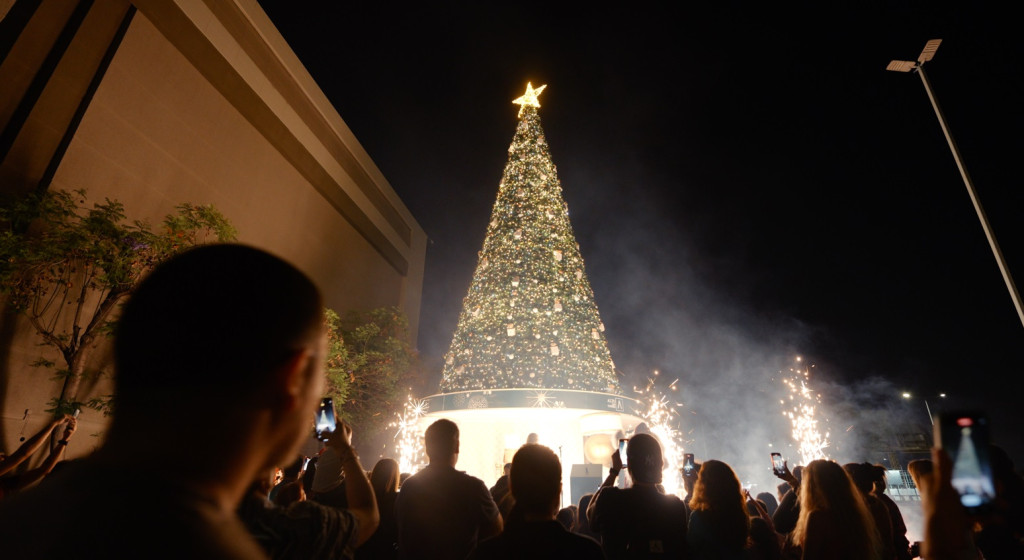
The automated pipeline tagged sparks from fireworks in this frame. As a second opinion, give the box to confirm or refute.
[390,395,428,474]
[780,356,830,465]
[634,371,686,496]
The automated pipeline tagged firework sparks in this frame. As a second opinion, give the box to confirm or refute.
[780,357,830,465]
[634,375,686,496]
[390,395,428,474]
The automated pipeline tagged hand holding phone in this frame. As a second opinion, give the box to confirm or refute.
[617,438,628,469]
[935,411,995,513]
[314,397,337,441]
[683,453,695,476]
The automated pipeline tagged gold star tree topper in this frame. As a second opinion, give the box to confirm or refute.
[513,82,547,117]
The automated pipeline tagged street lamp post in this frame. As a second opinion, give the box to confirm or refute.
[887,39,1024,330]
[901,391,947,425]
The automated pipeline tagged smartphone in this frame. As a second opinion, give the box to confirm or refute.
[618,438,628,468]
[771,452,785,475]
[935,411,995,513]
[72,408,81,419]
[314,397,336,441]
[683,453,695,475]
[301,456,312,471]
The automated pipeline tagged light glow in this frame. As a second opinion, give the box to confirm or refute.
[780,358,830,465]
[439,83,619,394]
[391,395,428,474]
[635,376,686,496]
[512,82,547,117]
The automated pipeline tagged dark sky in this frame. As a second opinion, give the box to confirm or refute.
[257,4,1023,458]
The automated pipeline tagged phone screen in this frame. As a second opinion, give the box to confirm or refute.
[935,411,995,512]
[771,452,785,474]
[618,438,628,468]
[315,397,336,441]
[683,453,695,474]
[301,456,312,470]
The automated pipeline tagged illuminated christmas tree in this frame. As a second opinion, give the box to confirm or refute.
[441,83,621,394]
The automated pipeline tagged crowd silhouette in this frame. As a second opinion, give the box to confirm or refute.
[0,244,1021,559]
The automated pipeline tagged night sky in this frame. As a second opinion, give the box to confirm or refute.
[257,4,1023,461]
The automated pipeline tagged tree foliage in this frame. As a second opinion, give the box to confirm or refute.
[323,306,417,439]
[0,189,236,416]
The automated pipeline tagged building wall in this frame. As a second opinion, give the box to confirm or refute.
[0,0,426,461]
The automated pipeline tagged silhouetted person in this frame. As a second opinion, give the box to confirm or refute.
[357,458,401,560]
[755,492,778,518]
[772,462,803,534]
[491,462,512,505]
[973,445,1024,560]
[791,460,881,559]
[686,459,754,559]
[472,444,603,559]
[0,244,338,558]
[270,455,306,503]
[844,462,894,560]
[574,493,600,541]
[588,433,688,559]
[870,464,911,560]
[396,419,502,559]
[556,505,577,530]
[240,415,378,559]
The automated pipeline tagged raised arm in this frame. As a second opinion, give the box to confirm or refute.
[6,417,77,491]
[599,448,623,489]
[326,419,379,547]
[0,415,69,477]
[745,488,776,532]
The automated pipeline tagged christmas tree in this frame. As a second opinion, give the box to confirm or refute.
[440,83,621,394]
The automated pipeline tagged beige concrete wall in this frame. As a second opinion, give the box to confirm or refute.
[53,12,406,310]
[1,0,426,463]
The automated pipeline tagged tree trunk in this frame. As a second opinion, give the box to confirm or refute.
[49,343,92,451]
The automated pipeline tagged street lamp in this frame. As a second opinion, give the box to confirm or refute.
[900,391,947,425]
[887,39,1024,329]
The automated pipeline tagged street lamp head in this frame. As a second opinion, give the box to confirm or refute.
[918,39,942,63]
[902,392,912,399]
[886,60,917,73]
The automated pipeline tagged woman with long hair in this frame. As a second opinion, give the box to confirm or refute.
[791,460,882,560]
[687,459,753,559]
[356,458,401,559]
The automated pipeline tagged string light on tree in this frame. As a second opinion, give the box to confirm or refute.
[440,83,620,394]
